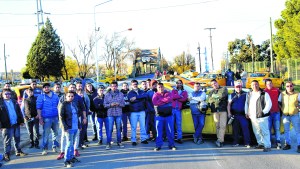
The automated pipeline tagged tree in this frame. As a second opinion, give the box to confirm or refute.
[69,35,96,79]
[171,52,195,74]
[61,56,79,80]
[274,0,300,59]
[26,18,64,80]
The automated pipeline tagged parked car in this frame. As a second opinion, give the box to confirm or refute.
[180,70,199,78]
[190,73,208,82]
[245,72,284,89]
[11,85,43,105]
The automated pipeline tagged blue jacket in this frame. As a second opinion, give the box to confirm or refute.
[36,91,59,118]
[146,89,156,113]
[128,89,147,112]
[230,91,247,115]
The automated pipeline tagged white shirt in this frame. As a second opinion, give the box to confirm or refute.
[240,71,247,79]
[245,91,272,119]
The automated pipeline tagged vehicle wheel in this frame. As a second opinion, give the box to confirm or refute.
[280,83,284,90]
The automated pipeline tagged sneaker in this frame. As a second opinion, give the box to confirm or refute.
[74,149,80,157]
[193,135,197,144]
[215,140,221,147]
[16,151,28,156]
[245,145,251,148]
[71,157,81,163]
[297,145,300,153]
[117,143,124,148]
[176,139,183,144]
[169,146,177,150]
[84,140,90,143]
[92,135,98,141]
[52,147,57,153]
[277,142,281,150]
[98,140,103,145]
[283,144,291,150]
[141,140,149,144]
[82,144,89,148]
[106,144,112,150]
[263,148,271,152]
[255,145,264,149]
[42,149,48,155]
[64,161,73,168]
[132,142,137,146]
[232,144,239,147]
[122,137,129,141]
[197,139,204,145]
[3,154,10,162]
[154,147,161,151]
[57,152,64,160]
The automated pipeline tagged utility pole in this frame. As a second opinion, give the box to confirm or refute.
[205,27,216,71]
[36,0,50,31]
[197,43,202,73]
[270,17,274,73]
[4,44,8,82]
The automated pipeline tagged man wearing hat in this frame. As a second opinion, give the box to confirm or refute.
[227,81,251,148]
[36,83,60,155]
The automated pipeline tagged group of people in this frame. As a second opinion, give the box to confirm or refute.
[0,76,300,167]
[225,68,248,87]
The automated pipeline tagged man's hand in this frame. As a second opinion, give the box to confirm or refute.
[39,118,44,125]
[245,114,249,119]
[130,97,136,102]
[83,118,87,124]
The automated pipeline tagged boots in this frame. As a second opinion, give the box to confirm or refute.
[92,134,98,141]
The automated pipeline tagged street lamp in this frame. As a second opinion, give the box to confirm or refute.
[94,0,112,83]
[113,28,132,81]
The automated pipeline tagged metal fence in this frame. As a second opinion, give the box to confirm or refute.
[230,58,300,84]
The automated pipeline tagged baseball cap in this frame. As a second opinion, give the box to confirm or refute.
[234,81,242,87]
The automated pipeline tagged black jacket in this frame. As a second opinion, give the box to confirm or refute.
[93,95,107,118]
[0,99,24,128]
[24,96,37,119]
[120,89,130,113]
[59,101,82,131]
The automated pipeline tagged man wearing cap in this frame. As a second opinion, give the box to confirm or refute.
[227,81,251,148]
[245,80,272,152]
[36,83,60,155]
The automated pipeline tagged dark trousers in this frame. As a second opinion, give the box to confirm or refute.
[25,118,39,146]
[2,125,21,155]
[146,112,156,139]
[232,115,250,145]
[80,116,88,146]
[122,112,131,138]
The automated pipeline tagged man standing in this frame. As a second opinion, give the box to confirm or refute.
[120,82,130,141]
[278,81,300,153]
[225,69,235,86]
[207,79,228,147]
[227,81,251,148]
[264,79,281,149]
[245,80,272,152]
[188,82,206,144]
[104,81,125,150]
[152,83,176,151]
[37,83,60,155]
[0,89,28,161]
[240,69,248,87]
[146,80,158,141]
[171,80,188,144]
[128,80,148,146]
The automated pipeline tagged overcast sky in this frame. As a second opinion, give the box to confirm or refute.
[0,0,286,73]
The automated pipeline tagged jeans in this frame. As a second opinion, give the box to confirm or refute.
[146,112,156,139]
[89,112,97,135]
[172,108,182,140]
[64,129,77,162]
[42,117,59,150]
[97,117,109,142]
[25,118,39,146]
[192,113,205,140]
[107,116,122,144]
[251,116,271,148]
[155,115,174,148]
[213,111,227,142]
[2,125,21,154]
[130,111,147,142]
[232,115,250,145]
[282,114,300,145]
[122,112,130,138]
[268,112,281,143]
[227,79,234,86]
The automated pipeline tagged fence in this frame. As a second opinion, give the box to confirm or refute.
[230,58,300,85]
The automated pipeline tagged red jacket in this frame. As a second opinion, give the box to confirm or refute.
[152,90,172,106]
[264,87,280,113]
[171,89,188,110]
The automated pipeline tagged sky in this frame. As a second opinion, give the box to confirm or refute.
[0,0,286,73]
